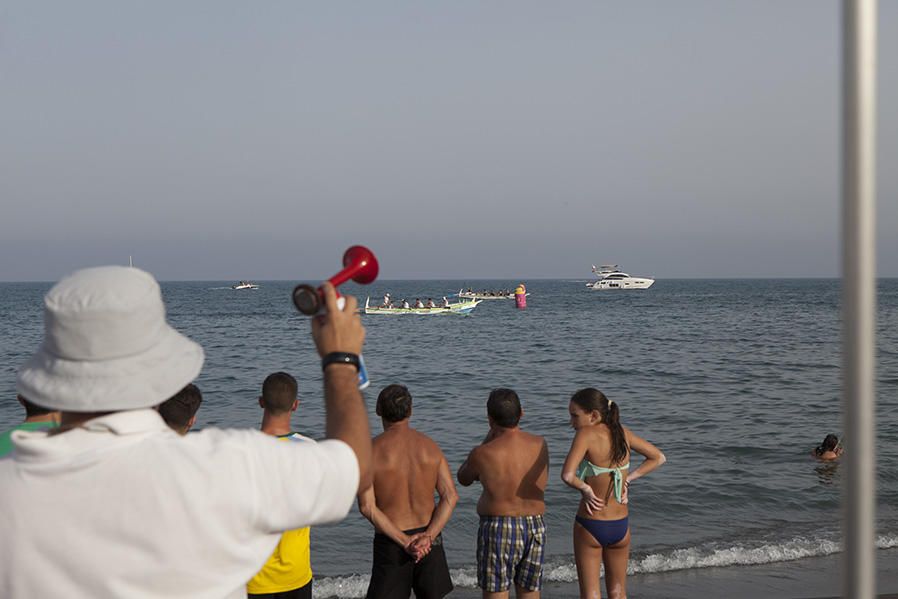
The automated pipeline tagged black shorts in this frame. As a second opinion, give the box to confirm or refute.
[247,579,311,599]
[366,527,453,599]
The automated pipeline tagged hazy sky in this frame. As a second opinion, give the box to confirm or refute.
[2,1,896,281]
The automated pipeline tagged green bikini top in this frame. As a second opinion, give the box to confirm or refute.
[576,459,630,503]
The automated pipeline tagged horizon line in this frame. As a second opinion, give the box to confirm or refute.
[3,275,898,284]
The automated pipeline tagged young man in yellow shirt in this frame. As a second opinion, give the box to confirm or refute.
[247,372,314,599]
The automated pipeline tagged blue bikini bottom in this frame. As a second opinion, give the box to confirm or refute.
[575,516,629,547]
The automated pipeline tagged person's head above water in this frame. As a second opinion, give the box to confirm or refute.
[376,384,412,422]
[815,434,841,457]
[487,388,522,428]
[16,266,204,414]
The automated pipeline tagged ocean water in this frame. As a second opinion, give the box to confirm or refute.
[2,278,897,598]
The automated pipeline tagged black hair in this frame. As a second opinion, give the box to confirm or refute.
[18,395,54,418]
[815,434,840,456]
[261,372,298,414]
[377,384,413,422]
[158,384,203,432]
[487,388,522,428]
[571,388,628,466]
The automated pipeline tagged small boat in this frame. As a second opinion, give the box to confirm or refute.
[457,288,530,300]
[232,281,260,290]
[364,297,482,315]
[586,265,654,290]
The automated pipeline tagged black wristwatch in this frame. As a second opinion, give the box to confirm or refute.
[321,352,361,372]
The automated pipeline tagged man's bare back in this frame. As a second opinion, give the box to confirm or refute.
[459,426,548,516]
[458,389,549,598]
[372,424,448,529]
[359,383,457,599]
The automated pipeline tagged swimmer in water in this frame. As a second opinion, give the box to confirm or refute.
[813,434,843,461]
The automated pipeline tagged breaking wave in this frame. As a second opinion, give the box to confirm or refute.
[312,533,898,598]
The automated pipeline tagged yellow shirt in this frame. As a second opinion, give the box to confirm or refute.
[246,433,314,594]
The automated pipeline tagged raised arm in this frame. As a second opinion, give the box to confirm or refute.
[457,446,480,487]
[312,283,372,492]
[561,430,603,514]
[458,425,500,486]
[624,427,666,484]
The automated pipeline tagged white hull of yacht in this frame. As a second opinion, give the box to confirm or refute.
[586,277,654,290]
[587,264,654,290]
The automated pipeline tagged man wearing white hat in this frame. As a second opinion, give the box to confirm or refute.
[0,266,372,599]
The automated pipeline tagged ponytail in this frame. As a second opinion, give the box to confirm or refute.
[571,388,629,465]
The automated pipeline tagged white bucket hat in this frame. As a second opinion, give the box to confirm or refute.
[17,266,205,412]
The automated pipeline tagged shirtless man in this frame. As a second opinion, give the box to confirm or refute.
[358,384,457,599]
[457,388,549,599]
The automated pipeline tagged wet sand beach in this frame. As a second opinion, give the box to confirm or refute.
[447,548,898,599]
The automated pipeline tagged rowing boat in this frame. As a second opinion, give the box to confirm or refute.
[364,297,481,315]
[457,289,530,300]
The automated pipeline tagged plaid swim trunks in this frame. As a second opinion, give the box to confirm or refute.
[476,515,546,592]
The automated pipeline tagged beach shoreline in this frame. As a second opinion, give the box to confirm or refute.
[443,548,898,599]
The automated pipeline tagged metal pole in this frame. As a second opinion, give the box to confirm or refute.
[842,1,877,597]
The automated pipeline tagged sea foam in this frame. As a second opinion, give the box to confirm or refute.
[311,533,898,597]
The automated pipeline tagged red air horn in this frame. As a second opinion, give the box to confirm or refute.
[292,245,379,315]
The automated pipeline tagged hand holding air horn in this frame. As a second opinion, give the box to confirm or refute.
[292,245,379,315]
[292,245,378,390]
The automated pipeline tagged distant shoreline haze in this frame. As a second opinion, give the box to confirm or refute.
[3,276,898,284]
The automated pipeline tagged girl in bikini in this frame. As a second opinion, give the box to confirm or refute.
[561,388,666,599]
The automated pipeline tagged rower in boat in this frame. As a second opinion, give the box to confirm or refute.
[415,298,424,309]
[441,296,450,308]
[402,299,410,309]
[425,298,435,308]
[382,293,391,308]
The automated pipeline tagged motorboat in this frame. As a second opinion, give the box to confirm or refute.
[364,297,482,315]
[586,265,654,290]
[232,281,260,290]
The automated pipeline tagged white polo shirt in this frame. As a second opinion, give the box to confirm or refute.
[0,409,359,599]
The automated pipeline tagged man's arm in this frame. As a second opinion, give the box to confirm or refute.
[458,426,496,486]
[357,485,416,556]
[423,455,459,540]
[457,447,480,487]
[312,283,372,492]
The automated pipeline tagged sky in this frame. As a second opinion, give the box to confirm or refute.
[1,1,896,281]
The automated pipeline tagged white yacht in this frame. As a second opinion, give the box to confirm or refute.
[232,281,260,290]
[586,265,654,290]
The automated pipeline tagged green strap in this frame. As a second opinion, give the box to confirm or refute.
[577,460,630,503]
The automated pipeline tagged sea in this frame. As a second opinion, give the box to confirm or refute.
[2,278,897,598]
